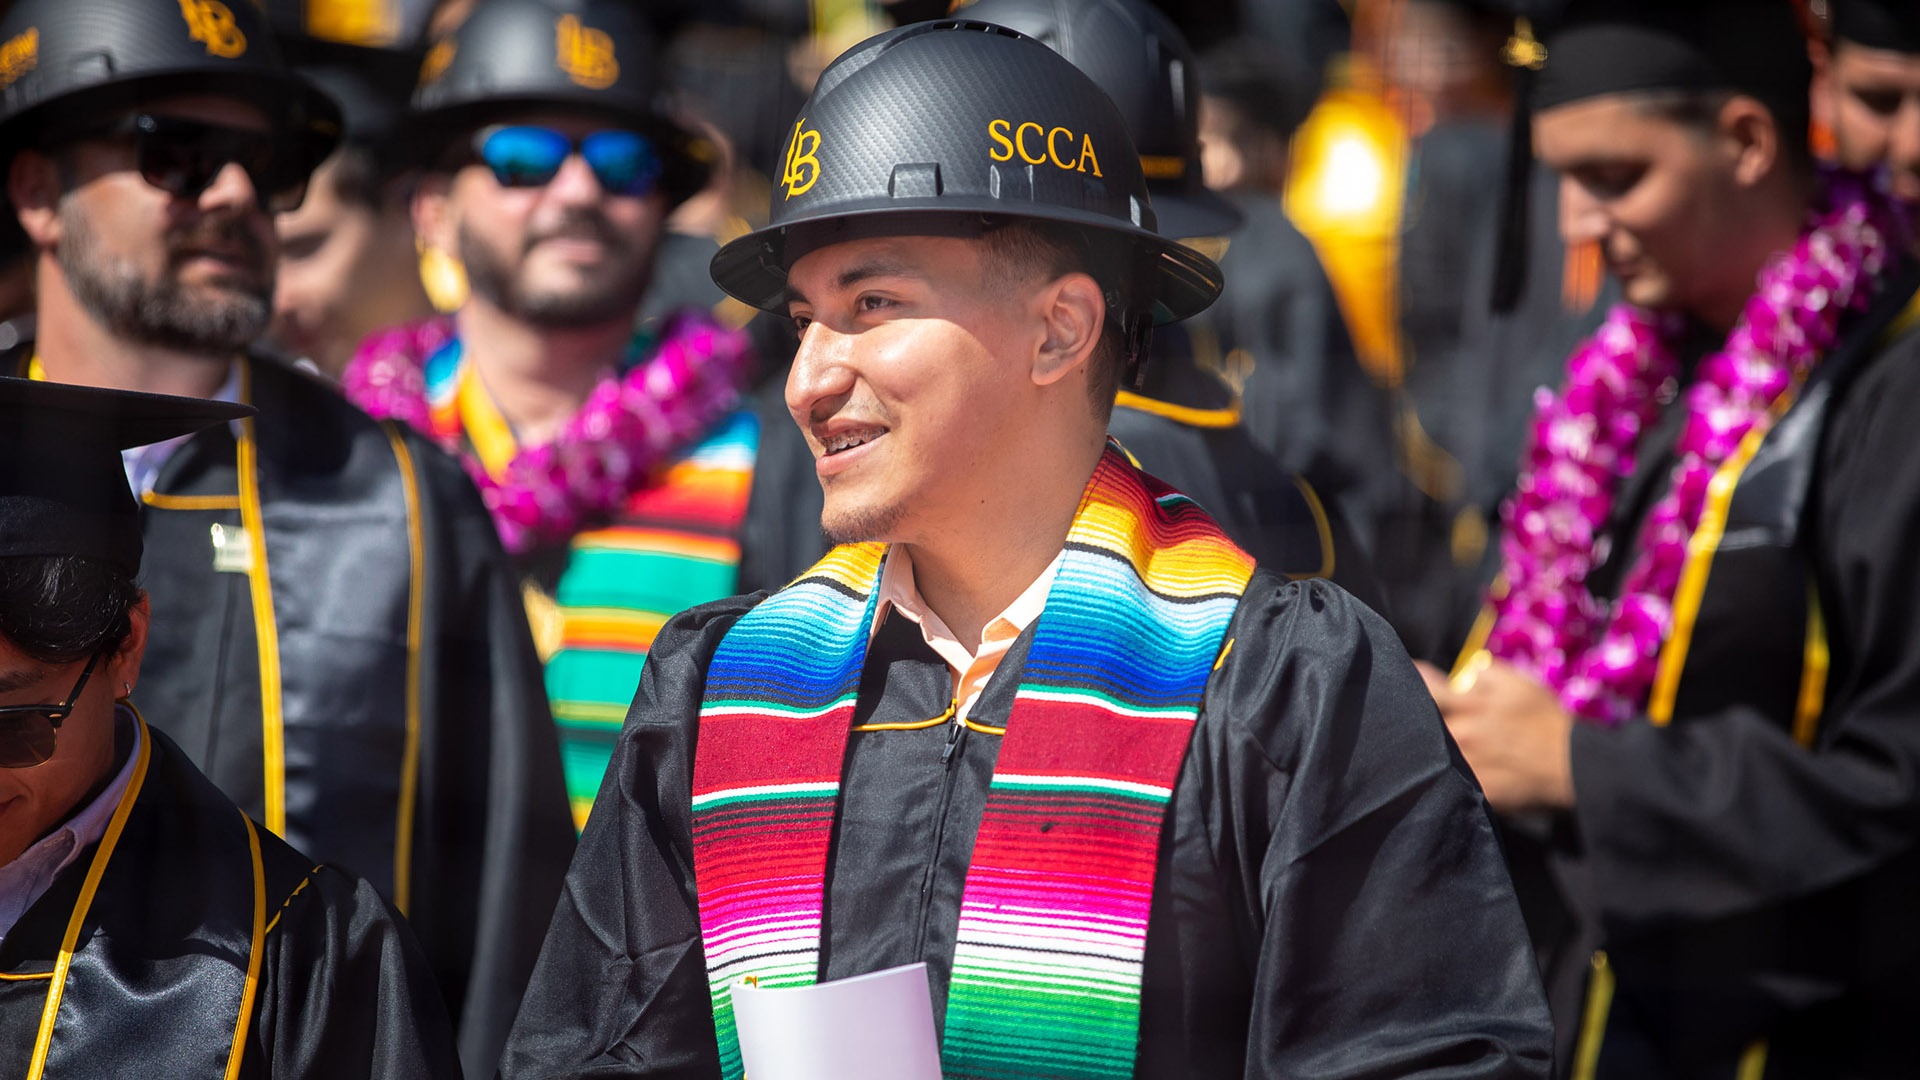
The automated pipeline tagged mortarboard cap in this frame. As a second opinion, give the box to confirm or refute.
[0,377,254,577]
[1830,0,1920,54]
[1491,0,1815,312]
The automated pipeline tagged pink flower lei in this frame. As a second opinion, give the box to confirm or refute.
[1487,167,1912,724]
[341,310,753,554]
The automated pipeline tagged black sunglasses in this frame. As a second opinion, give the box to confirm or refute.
[0,652,104,769]
[79,113,314,214]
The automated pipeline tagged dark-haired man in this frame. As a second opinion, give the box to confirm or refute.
[1817,0,1920,207]
[0,376,459,1078]
[269,56,437,376]
[504,19,1551,1080]
[0,1,573,1074]
[1423,2,1920,1075]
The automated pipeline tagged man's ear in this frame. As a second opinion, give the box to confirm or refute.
[108,594,150,702]
[1031,272,1105,389]
[9,149,65,250]
[411,172,457,254]
[1720,95,1783,188]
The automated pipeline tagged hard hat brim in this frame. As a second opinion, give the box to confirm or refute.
[1149,187,1246,244]
[711,200,1224,326]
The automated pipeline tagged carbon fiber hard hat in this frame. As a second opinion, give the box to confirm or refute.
[0,0,341,160]
[956,0,1242,239]
[409,0,711,202]
[710,20,1223,326]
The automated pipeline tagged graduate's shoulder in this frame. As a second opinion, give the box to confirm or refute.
[636,590,774,699]
[1208,569,1450,771]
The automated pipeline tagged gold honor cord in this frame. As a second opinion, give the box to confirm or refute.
[1648,419,1776,725]
[235,364,288,836]
[381,424,429,916]
[223,813,269,1080]
[26,715,154,1080]
[1112,390,1243,429]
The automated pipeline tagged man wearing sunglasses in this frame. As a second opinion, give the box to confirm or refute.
[0,375,460,1076]
[342,0,761,834]
[0,1,575,1075]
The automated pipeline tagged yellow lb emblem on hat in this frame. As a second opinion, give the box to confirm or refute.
[179,0,247,59]
[0,27,37,91]
[557,14,618,90]
[782,119,822,199]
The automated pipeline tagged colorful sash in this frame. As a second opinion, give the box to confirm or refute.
[690,448,1255,1079]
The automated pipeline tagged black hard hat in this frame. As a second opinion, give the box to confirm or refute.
[955,0,1243,240]
[409,0,711,203]
[710,20,1223,327]
[0,0,341,162]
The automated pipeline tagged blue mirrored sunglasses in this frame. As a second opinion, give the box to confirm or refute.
[472,125,664,197]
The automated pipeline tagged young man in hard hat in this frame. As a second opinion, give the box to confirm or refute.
[505,20,1552,1080]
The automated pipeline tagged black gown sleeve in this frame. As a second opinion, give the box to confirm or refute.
[1566,330,1920,969]
[253,866,463,1080]
[411,437,578,1078]
[498,597,758,1080]
[1210,579,1554,1079]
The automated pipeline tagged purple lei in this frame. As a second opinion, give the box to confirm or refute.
[341,310,753,554]
[1487,167,1912,724]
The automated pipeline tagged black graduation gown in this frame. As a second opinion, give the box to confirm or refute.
[0,719,460,1079]
[12,345,576,1078]
[1517,268,1920,1078]
[500,571,1555,1079]
[1108,326,1386,614]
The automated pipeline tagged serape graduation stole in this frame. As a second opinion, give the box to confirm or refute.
[690,448,1255,1079]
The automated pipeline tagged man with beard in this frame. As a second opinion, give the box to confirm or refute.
[0,1,574,1075]
[1817,0,1920,207]
[1421,1,1920,1074]
[0,376,461,1078]
[342,0,758,831]
[502,20,1551,1080]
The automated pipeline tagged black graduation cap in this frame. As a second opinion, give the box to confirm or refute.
[0,377,254,576]
[1831,0,1920,53]
[1490,0,1815,312]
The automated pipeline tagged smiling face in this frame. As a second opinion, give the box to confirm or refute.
[781,230,1109,547]
[417,110,666,328]
[1820,40,1920,205]
[1534,93,1767,322]
[0,599,147,867]
[12,94,279,355]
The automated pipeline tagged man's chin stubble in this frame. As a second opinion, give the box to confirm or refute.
[820,501,904,546]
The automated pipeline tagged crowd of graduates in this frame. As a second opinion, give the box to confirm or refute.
[1,0,1919,1077]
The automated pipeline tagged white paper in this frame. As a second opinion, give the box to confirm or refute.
[732,962,943,1080]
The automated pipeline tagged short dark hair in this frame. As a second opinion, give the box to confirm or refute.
[979,220,1129,419]
[325,144,392,210]
[1634,88,1814,176]
[0,555,140,665]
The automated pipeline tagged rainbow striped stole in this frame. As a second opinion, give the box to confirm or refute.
[690,449,1255,1079]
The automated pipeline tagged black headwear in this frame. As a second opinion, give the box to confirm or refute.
[1830,0,1920,54]
[1490,0,1814,312]
[709,20,1223,331]
[954,0,1243,239]
[0,378,254,577]
[0,0,341,166]
[409,0,712,204]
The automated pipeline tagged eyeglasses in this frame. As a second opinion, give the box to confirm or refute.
[80,113,314,214]
[0,652,104,769]
[472,125,663,197]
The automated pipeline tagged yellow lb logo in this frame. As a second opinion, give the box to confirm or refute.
[782,119,822,200]
[556,14,618,90]
[0,27,37,91]
[419,38,456,85]
[179,0,247,59]
[987,119,1102,177]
